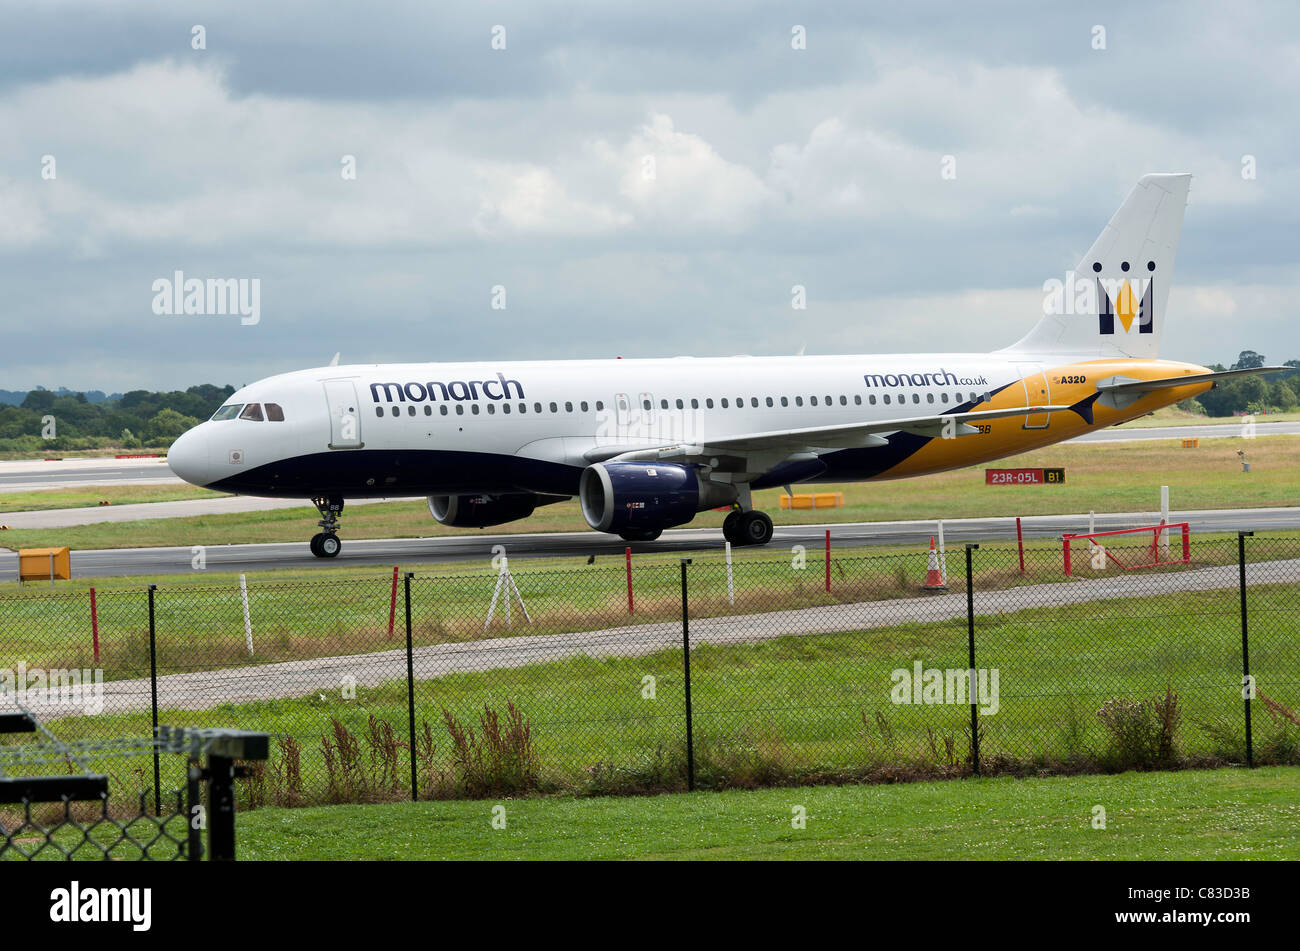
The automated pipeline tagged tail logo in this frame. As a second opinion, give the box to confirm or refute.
[1095,261,1155,335]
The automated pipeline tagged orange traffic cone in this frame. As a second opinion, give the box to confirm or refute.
[922,536,947,590]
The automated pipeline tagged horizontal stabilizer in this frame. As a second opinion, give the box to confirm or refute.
[1096,366,1287,395]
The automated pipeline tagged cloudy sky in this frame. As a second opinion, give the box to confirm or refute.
[2,0,1297,392]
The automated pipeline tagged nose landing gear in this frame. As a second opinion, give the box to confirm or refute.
[310,495,344,558]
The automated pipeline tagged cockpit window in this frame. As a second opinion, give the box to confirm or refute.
[239,403,264,421]
[211,404,243,421]
[266,403,285,421]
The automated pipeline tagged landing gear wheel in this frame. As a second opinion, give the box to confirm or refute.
[738,511,774,546]
[310,495,345,558]
[619,527,663,542]
[722,510,744,545]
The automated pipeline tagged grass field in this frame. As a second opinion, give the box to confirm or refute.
[0,483,224,513]
[232,766,1300,860]
[1122,406,1300,428]
[0,435,1294,553]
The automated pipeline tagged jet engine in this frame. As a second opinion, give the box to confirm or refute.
[579,462,737,535]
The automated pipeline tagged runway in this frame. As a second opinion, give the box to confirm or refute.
[0,455,180,492]
[1,507,1295,578]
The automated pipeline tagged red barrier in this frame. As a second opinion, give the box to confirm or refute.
[388,566,399,637]
[89,587,100,663]
[824,530,831,592]
[625,547,634,614]
[1016,517,1025,575]
[1062,522,1190,577]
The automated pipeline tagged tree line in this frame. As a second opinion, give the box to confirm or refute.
[0,384,235,452]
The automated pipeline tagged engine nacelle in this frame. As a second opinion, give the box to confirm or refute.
[579,462,737,534]
[428,493,540,529]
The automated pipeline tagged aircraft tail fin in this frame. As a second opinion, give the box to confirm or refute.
[1003,173,1191,360]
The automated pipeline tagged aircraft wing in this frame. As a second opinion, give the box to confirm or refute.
[593,404,1068,473]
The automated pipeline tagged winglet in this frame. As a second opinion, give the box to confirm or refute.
[1069,392,1102,425]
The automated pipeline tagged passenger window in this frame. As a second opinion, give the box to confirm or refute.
[660,399,668,410]
[810,396,818,406]
[780,396,788,407]
[266,403,285,421]
[487,404,495,414]
[503,403,511,414]
[211,404,243,421]
[549,402,557,413]
[676,399,684,410]
[854,395,862,405]
[535,402,543,413]
[765,397,773,407]
[423,405,432,416]
[408,406,416,415]
[825,395,832,405]
[565,401,573,412]
[441,406,449,415]
[869,395,877,405]
[456,405,465,415]
[596,400,604,411]
[643,399,651,410]
[721,398,729,408]
[795,396,803,406]
[912,394,920,404]
[941,393,949,404]
[239,403,264,421]
[706,398,714,408]
[472,404,480,415]
[926,393,934,403]
[375,407,383,418]
[690,399,698,409]
[390,406,399,417]
[883,395,891,404]
[581,401,589,412]
[839,395,847,406]
[519,403,527,413]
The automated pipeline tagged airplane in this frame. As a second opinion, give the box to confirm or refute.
[167,173,1283,558]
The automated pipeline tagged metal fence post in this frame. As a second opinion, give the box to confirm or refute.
[965,544,980,776]
[148,583,160,814]
[1238,531,1254,768]
[186,755,204,862]
[404,572,418,801]
[680,558,695,792]
[208,752,237,861]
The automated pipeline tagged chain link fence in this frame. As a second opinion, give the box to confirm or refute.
[1,534,1296,808]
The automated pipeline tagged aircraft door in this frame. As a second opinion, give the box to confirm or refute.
[324,380,363,449]
[1016,364,1052,430]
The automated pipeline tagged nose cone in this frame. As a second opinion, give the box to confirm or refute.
[168,425,212,487]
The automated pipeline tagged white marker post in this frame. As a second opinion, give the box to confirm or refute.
[1160,485,1170,558]
[724,541,734,606]
[485,555,530,629]
[239,573,254,655]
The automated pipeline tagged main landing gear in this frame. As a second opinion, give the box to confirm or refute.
[722,506,773,546]
[309,495,344,558]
